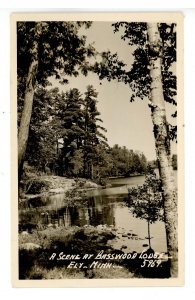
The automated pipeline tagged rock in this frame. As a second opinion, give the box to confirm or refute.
[24,194,43,200]
[49,188,65,194]
[121,245,127,249]
[20,242,41,251]
[21,231,28,235]
[86,225,93,230]
[97,236,107,243]
[97,225,104,231]
[83,181,98,189]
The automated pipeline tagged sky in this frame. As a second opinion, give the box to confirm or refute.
[50,21,177,161]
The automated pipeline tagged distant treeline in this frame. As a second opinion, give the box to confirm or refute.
[19,86,148,181]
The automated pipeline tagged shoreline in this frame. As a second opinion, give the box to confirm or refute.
[19,174,101,202]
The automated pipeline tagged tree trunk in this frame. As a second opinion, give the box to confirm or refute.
[18,40,39,179]
[147,23,178,277]
[147,219,151,248]
[91,163,94,180]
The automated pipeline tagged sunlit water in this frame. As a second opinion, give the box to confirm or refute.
[19,172,177,254]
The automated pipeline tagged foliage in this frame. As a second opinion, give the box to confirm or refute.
[17,21,95,124]
[56,88,85,175]
[17,21,94,90]
[24,85,110,179]
[25,84,148,180]
[92,51,126,82]
[109,145,147,177]
[111,22,176,104]
[17,21,97,178]
[82,85,108,178]
[18,21,151,181]
[69,150,84,176]
[127,168,164,223]
[25,88,60,172]
[92,22,177,140]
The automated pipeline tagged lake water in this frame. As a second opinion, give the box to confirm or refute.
[19,173,177,254]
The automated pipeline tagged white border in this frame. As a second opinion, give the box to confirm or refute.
[0,3,195,299]
[11,11,184,288]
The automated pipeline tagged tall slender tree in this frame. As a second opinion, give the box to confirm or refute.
[147,23,177,277]
[93,22,178,277]
[59,88,85,175]
[17,21,94,178]
[25,87,60,172]
[83,85,108,179]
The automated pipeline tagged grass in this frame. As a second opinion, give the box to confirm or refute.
[19,225,170,279]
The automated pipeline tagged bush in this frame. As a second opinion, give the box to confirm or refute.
[26,180,51,194]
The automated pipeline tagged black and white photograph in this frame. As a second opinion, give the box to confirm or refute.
[11,12,184,287]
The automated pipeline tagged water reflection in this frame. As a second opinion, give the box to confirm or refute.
[19,175,170,253]
[19,195,117,229]
[87,196,115,226]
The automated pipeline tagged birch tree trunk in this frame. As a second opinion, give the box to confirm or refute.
[147,23,178,277]
[18,39,39,179]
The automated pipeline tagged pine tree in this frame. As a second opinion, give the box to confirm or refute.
[25,87,61,174]
[83,85,108,179]
[58,88,85,176]
[17,21,95,178]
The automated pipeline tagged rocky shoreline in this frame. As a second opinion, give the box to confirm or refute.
[19,225,137,279]
[19,175,100,207]
[18,174,170,279]
[19,175,129,279]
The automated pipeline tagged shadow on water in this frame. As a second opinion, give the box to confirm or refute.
[19,174,173,279]
[19,175,168,254]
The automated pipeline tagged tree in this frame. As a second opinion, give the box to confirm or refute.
[92,144,114,180]
[172,154,177,170]
[93,22,178,277]
[146,24,177,277]
[25,87,61,173]
[45,85,107,179]
[127,168,164,249]
[17,21,94,178]
[69,150,84,177]
[109,146,147,177]
[83,85,108,179]
[59,88,85,175]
